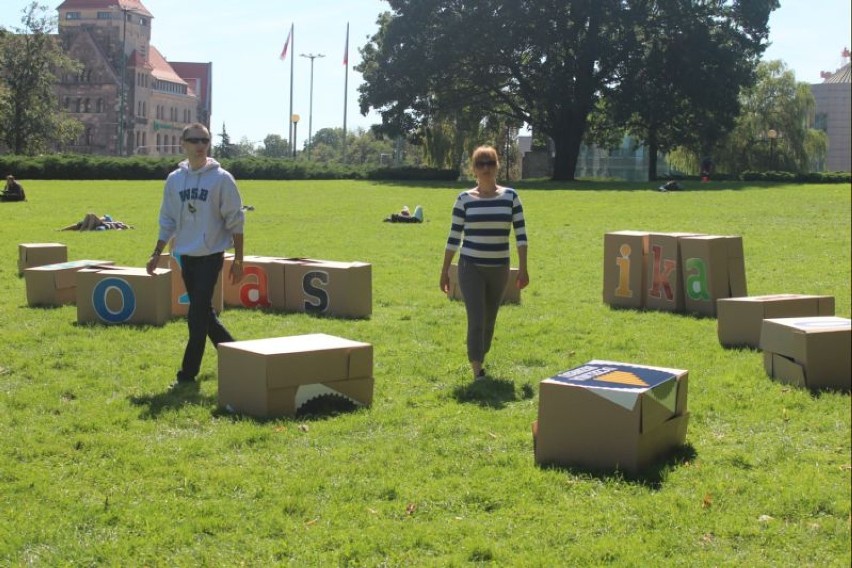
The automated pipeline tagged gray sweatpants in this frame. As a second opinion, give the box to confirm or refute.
[458,256,510,363]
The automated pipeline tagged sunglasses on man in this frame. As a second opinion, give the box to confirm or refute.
[184,137,210,145]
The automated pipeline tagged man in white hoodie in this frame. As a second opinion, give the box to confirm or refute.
[145,123,245,388]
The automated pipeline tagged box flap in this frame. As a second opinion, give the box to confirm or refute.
[545,360,683,412]
[764,351,807,388]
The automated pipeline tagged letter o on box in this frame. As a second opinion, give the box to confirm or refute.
[76,267,171,326]
[92,278,137,323]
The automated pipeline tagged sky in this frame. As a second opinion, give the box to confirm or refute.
[1,0,850,147]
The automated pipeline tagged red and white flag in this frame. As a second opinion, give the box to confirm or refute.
[343,22,349,65]
[279,27,292,61]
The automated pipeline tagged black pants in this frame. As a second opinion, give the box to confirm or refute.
[178,252,234,380]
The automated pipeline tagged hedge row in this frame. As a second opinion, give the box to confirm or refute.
[739,170,851,183]
[0,155,460,182]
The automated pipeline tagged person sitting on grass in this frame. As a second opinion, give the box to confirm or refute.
[60,213,133,231]
[1,175,26,202]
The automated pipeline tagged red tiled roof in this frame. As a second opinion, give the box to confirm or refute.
[56,0,153,18]
[148,45,187,86]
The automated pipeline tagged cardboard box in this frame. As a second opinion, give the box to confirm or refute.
[24,259,114,306]
[218,333,374,418]
[603,231,649,309]
[760,316,851,391]
[222,255,286,309]
[446,263,521,304]
[281,258,372,318]
[718,294,835,348]
[76,266,171,326]
[679,235,747,316]
[18,243,68,275]
[534,360,689,473]
[156,253,224,316]
[644,233,699,312]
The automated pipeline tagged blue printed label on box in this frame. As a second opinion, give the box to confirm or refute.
[552,362,676,392]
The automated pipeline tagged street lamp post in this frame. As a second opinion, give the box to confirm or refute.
[116,7,139,157]
[291,114,300,158]
[767,129,778,171]
[299,53,324,159]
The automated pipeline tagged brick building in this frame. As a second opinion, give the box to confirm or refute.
[55,0,211,156]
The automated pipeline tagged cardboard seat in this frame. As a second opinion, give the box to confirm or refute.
[218,333,374,419]
[760,316,851,391]
[534,360,689,473]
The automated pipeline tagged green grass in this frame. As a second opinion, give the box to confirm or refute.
[0,179,850,566]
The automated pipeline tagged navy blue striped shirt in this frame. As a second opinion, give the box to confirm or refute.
[445,187,528,266]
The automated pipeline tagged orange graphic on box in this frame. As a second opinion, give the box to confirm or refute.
[596,371,649,387]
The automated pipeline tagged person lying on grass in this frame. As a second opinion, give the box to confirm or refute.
[60,213,133,231]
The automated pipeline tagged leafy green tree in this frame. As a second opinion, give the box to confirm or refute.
[711,60,827,174]
[311,128,342,149]
[599,0,777,180]
[0,2,82,155]
[259,134,290,158]
[358,1,777,181]
[232,136,258,158]
[358,2,640,180]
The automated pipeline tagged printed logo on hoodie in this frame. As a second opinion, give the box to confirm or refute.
[179,187,209,203]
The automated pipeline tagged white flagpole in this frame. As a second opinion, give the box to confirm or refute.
[289,23,295,156]
[342,22,349,162]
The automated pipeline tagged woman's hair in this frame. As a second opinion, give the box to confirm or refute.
[470,145,499,172]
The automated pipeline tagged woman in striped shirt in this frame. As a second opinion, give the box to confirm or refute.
[440,145,529,380]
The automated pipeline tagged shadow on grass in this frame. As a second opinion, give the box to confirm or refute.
[128,376,217,419]
[452,375,535,409]
[538,443,698,489]
[210,394,365,423]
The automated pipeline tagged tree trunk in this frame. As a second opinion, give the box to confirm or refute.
[647,127,659,181]
[551,128,584,181]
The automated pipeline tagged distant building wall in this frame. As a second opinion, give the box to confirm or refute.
[811,64,851,172]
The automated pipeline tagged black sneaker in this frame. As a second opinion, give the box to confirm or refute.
[169,372,195,390]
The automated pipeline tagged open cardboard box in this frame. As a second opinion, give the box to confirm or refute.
[76,266,171,326]
[280,258,372,318]
[760,316,851,391]
[534,360,689,473]
[18,243,67,275]
[24,259,114,306]
[218,333,374,418]
[718,294,835,348]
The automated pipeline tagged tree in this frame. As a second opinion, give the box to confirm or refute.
[232,136,258,158]
[710,60,827,174]
[213,123,234,159]
[598,0,777,180]
[258,134,290,158]
[311,127,343,149]
[358,1,777,181]
[0,2,82,154]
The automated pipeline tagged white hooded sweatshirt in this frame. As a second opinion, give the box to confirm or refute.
[157,157,245,257]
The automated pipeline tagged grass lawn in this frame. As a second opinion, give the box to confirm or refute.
[0,178,849,566]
